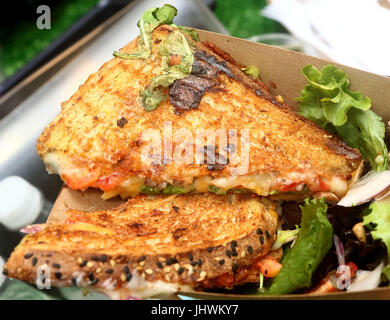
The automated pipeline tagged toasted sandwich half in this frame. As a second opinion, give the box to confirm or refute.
[37,22,361,201]
[3,193,278,299]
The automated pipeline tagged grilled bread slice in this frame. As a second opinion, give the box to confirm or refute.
[4,193,278,299]
[37,24,361,201]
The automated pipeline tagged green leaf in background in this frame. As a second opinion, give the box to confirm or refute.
[215,0,286,39]
[297,65,388,171]
[113,4,177,59]
[0,0,100,78]
[267,198,333,295]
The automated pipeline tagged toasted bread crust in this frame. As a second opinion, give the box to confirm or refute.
[4,194,278,290]
[36,25,361,197]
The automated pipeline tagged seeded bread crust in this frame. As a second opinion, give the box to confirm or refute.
[4,193,278,291]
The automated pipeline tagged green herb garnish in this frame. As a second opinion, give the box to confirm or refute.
[161,183,186,194]
[141,183,187,195]
[208,185,227,195]
[142,29,194,111]
[113,4,177,59]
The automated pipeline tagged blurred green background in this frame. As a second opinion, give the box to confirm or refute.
[0,0,100,78]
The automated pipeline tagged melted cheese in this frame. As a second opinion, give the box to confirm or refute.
[99,271,192,300]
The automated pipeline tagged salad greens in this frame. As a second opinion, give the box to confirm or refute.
[142,29,195,111]
[297,65,388,171]
[113,4,177,59]
[363,199,390,281]
[268,199,333,295]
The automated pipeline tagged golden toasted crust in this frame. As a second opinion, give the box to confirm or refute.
[36,25,361,197]
[4,193,278,290]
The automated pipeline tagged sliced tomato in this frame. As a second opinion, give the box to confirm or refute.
[279,182,299,192]
[253,256,282,278]
[309,277,339,294]
[91,171,126,192]
[317,178,330,191]
[62,169,100,190]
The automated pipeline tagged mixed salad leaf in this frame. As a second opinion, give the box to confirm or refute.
[297,65,388,171]
[268,199,333,295]
[363,199,390,280]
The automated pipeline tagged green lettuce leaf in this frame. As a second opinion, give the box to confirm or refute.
[268,198,333,295]
[363,199,390,265]
[113,4,177,59]
[297,64,388,171]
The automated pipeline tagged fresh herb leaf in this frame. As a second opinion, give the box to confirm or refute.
[113,4,177,59]
[297,64,388,171]
[140,185,161,195]
[208,185,227,195]
[161,184,186,194]
[141,183,187,195]
[142,29,194,111]
[170,24,199,41]
[267,198,333,295]
[242,65,259,78]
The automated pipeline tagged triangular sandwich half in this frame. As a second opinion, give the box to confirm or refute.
[4,193,278,299]
[37,7,361,201]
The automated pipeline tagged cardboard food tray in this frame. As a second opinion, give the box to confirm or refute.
[47,29,390,300]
